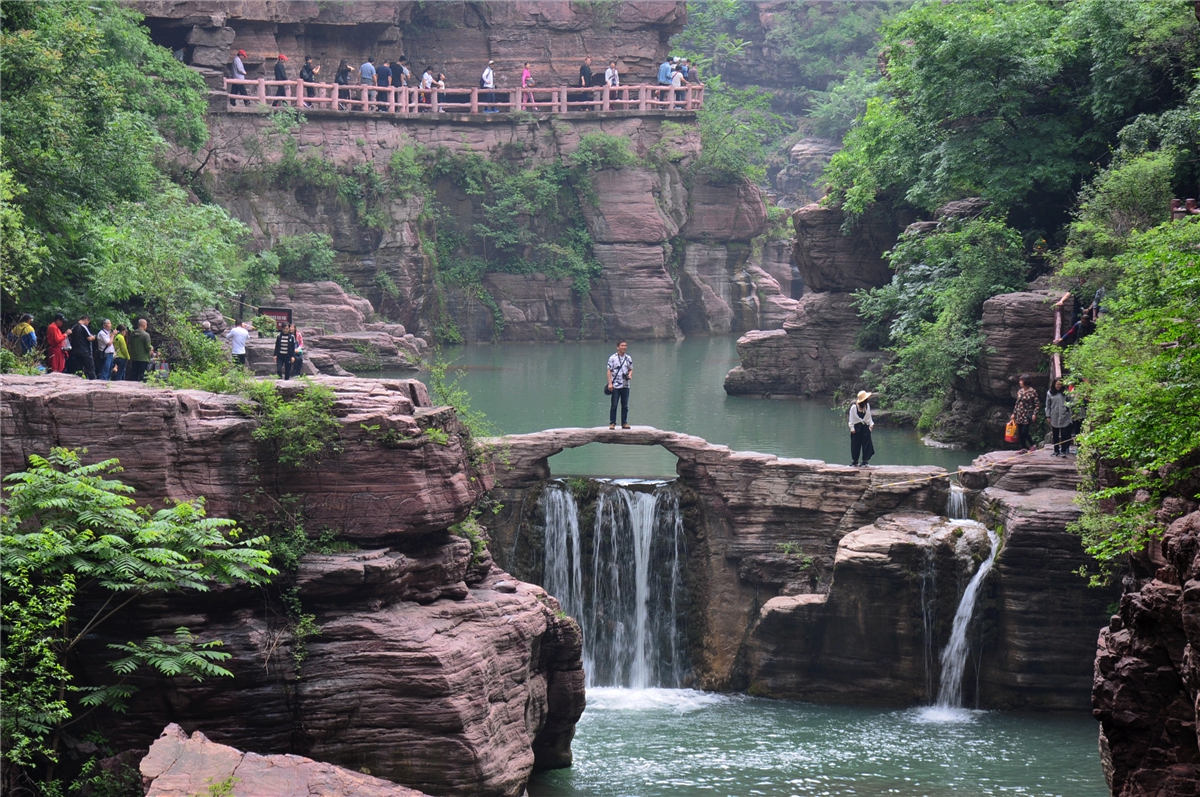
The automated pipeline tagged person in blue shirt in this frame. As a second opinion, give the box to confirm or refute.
[359,57,377,110]
[657,57,674,104]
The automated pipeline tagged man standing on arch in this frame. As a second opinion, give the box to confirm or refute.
[607,340,632,430]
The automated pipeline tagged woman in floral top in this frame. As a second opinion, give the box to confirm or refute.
[1011,376,1039,452]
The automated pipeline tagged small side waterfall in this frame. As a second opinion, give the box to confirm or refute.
[946,483,969,520]
[918,544,938,703]
[934,528,999,709]
[540,480,687,689]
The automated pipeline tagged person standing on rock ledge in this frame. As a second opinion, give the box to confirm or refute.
[607,341,633,430]
[849,390,875,467]
[1011,376,1039,453]
[127,318,153,383]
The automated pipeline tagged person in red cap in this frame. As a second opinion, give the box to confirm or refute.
[273,53,290,106]
[230,49,248,105]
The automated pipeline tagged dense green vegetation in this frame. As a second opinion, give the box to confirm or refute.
[0,450,274,793]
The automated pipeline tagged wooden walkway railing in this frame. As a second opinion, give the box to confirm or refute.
[224,79,705,115]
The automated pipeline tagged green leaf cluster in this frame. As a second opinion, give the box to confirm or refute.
[0,449,274,784]
[693,78,787,184]
[243,380,342,467]
[855,218,1028,417]
[1066,217,1200,582]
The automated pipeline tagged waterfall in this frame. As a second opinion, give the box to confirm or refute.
[919,543,938,703]
[934,528,999,709]
[946,483,969,519]
[540,480,687,689]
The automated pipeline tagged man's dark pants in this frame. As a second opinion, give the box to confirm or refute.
[128,360,150,383]
[70,353,96,380]
[609,387,630,426]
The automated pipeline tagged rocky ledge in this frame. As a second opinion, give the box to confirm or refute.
[1094,510,1200,797]
[1,375,584,797]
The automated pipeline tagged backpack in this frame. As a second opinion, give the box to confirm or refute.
[480,75,488,89]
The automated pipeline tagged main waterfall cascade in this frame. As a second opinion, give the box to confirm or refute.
[540,480,688,689]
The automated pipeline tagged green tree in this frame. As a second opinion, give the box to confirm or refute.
[694,78,787,183]
[0,449,275,789]
[1066,217,1200,583]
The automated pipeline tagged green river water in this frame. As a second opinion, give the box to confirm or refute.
[410,337,979,478]
[398,337,1105,797]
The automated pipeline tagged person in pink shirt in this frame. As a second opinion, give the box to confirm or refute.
[521,62,535,109]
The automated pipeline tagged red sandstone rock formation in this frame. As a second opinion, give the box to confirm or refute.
[142,723,430,797]
[1,375,585,796]
[1094,510,1200,797]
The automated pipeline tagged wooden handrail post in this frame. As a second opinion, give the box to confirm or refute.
[602,85,610,112]
[470,87,479,114]
[257,78,266,106]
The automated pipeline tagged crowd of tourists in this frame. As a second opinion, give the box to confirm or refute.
[8,313,157,382]
[230,50,701,111]
[7,313,306,382]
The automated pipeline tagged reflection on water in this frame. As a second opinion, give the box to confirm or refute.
[405,338,979,477]
[529,688,1107,797]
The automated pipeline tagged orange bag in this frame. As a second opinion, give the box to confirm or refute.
[1004,418,1019,443]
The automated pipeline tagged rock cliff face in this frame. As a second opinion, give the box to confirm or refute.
[725,202,905,397]
[749,448,1114,709]
[184,110,788,343]
[136,1,686,90]
[0,375,584,797]
[1093,510,1200,797]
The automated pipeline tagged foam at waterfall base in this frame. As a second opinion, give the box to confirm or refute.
[910,705,984,724]
[586,687,729,715]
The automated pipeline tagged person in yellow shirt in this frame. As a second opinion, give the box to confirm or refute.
[112,324,130,381]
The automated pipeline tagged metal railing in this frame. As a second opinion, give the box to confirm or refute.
[224,79,705,115]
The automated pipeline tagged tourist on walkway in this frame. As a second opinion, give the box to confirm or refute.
[274,324,297,380]
[226,319,251,366]
[8,313,36,355]
[127,319,153,383]
[521,62,535,109]
[359,56,377,110]
[1046,378,1074,457]
[1011,376,1039,453]
[671,65,688,108]
[420,66,434,109]
[97,319,115,381]
[299,56,320,106]
[272,54,289,106]
[46,314,68,372]
[377,59,394,110]
[436,73,447,109]
[112,324,129,381]
[291,325,305,376]
[481,60,496,111]
[657,56,674,103]
[605,60,620,87]
[849,390,875,467]
[67,314,96,379]
[230,50,248,105]
[397,56,411,87]
[607,341,633,430]
[579,57,594,110]
[335,59,353,110]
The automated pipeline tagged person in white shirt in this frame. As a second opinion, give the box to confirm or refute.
[225,319,253,367]
[848,390,875,467]
[671,65,688,108]
[97,319,115,381]
[230,49,248,106]
[481,60,496,112]
[605,61,620,87]
[606,341,633,429]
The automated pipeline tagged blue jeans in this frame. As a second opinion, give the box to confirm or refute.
[609,387,629,426]
[113,358,127,381]
[100,352,114,380]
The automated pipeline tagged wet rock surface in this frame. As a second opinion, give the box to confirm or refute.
[1094,511,1200,797]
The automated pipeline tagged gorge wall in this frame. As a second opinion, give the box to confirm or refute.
[0,375,584,797]
[481,427,1111,708]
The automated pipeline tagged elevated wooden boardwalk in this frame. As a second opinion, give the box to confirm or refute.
[224,78,705,117]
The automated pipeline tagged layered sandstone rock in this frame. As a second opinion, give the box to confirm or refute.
[1093,510,1200,797]
[724,292,885,396]
[773,137,840,207]
[1,374,585,796]
[748,513,992,705]
[974,290,1058,401]
[484,425,950,688]
[791,202,909,293]
[142,723,429,797]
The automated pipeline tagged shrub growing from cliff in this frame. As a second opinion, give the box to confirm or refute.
[1066,217,1200,584]
[0,449,275,791]
[854,218,1027,421]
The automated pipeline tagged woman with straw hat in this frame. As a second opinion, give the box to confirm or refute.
[849,390,875,467]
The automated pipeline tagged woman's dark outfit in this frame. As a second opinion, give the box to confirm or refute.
[274,331,296,380]
[849,401,875,466]
[67,322,96,379]
[300,63,317,102]
[335,67,351,110]
[273,60,288,105]
[1012,386,1039,450]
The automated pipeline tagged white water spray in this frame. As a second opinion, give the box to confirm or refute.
[934,528,999,709]
[946,483,969,520]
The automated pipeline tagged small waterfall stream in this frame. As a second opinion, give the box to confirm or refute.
[934,528,999,709]
[540,480,687,689]
[946,483,969,520]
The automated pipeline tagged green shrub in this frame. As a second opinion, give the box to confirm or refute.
[243,379,342,467]
[570,132,636,171]
[271,233,343,284]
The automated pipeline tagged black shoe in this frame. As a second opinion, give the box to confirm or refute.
[851,462,858,467]
[861,461,870,467]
